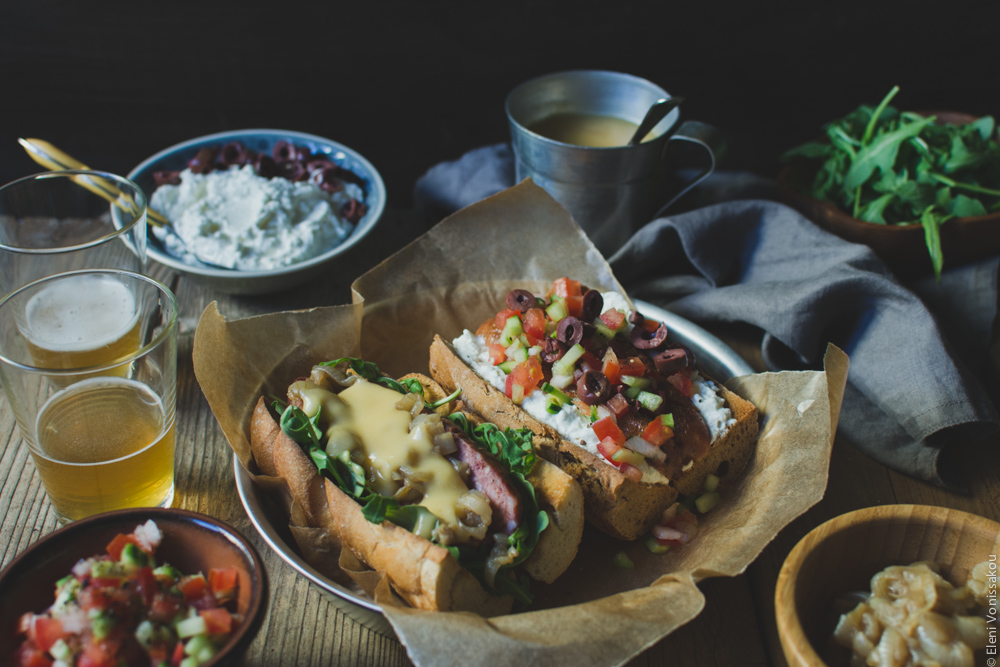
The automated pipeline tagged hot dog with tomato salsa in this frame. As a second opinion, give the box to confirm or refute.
[429,278,759,542]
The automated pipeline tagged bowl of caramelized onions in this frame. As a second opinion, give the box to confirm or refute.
[774,504,999,667]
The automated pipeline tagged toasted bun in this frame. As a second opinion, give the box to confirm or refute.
[249,373,583,612]
[429,334,759,541]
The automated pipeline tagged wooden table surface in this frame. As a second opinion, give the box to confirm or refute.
[1,208,998,667]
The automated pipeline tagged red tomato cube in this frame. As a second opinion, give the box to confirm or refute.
[592,416,625,446]
[552,277,582,298]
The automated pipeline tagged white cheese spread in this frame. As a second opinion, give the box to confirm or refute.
[452,291,735,484]
[151,164,360,270]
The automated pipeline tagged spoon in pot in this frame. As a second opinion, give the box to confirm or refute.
[628,97,685,146]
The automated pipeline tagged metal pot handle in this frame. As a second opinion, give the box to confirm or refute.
[654,120,727,218]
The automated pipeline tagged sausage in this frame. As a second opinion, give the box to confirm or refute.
[453,431,524,534]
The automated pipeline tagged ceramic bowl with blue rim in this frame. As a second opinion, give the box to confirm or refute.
[129,129,386,295]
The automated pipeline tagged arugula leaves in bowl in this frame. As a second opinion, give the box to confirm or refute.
[780,86,1000,279]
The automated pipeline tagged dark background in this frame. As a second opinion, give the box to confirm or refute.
[3,1,999,213]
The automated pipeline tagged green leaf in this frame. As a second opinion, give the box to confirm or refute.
[845,115,937,191]
[862,85,900,145]
[948,194,988,218]
[278,405,323,448]
[857,193,895,224]
[920,206,946,281]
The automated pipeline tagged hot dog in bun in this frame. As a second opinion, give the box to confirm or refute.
[250,357,584,614]
[429,278,758,542]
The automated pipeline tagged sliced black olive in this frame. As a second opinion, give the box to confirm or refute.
[279,161,308,182]
[630,322,669,350]
[219,141,249,167]
[653,348,688,375]
[576,370,611,405]
[506,289,535,313]
[310,164,344,193]
[556,316,585,346]
[580,289,604,321]
[253,154,278,179]
[272,140,296,163]
[628,311,645,325]
[186,147,218,174]
[540,337,567,363]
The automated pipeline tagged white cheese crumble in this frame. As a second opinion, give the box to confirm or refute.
[452,290,735,484]
[151,164,359,270]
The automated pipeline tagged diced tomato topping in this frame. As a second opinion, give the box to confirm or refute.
[619,356,646,377]
[178,574,208,601]
[667,369,692,396]
[200,607,234,634]
[77,586,112,611]
[641,418,674,447]
[171,640,185,666]
[564,295,584,318]
[619,462,644,482]
[592,416,625,446]
[601,348,621,384]
[596,437,622,464]
[29,617,66,652]
[12,644,52,667]
[605,392,630,418]
[521,308,546,345]
[90,576,124,589]
[552,277,582,298]
[188,591,218,611]
[487,342,506,365]
[79,638,119,667]
[105,533,140,561]
[208,567,238,596]
[599,308,626,330]
[149,591,184,624]
[493,307,520,330]
[134,566,158,606]
[505,357,544,402]
[578,350,601,374]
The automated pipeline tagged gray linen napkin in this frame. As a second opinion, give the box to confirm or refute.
[414,144,999,487]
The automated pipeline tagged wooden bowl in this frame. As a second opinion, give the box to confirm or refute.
[774,504,1000,667]
[778,112,1000,279]
[0,507,268,666]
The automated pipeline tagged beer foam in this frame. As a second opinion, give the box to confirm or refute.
[25,274,139,351]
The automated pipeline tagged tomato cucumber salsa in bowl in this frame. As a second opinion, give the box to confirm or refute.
[0,508,267,667]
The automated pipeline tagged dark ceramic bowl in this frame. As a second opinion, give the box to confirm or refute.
[778,112,1000,279]
[0,507,268,666]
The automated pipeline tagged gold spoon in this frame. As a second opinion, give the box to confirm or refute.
[18,138,168,227]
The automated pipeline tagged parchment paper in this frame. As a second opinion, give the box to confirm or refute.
[192,180,849,667]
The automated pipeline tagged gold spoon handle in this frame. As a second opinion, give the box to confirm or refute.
[18,138,168,227]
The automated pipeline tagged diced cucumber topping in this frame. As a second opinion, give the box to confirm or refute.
[624,386,642,400]
[545,297,569,322]
[611,448,644,468]
[620,374,652,390]
[135,620,156,649]
[645,536,670,554]
[703,473,720,493]
[541,382,570,406]
[545,396,562,414]
[661,413,675,428]
[527,345,542,357]
[551,343,585,377]
[593,319,618,342]
[184,634,217,660]
[505,339,528,363]
[613,551,635,569]
[695,491,721,514]
[176,615,208,639]
[497,360,516,374]
[50,639,72,661]
[636,390,663,412]
[121,542,149,567]
[91,560,123,578]
[179,658,200,667]
[500,315,523,346]
[153,564,182,582]
[92,612,115,640]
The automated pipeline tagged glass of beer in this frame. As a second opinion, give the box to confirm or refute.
[0,269,178,523]
[0,170,147,298]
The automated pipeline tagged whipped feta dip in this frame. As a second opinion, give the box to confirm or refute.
[452,290,735,484]
[151,164,360,270]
